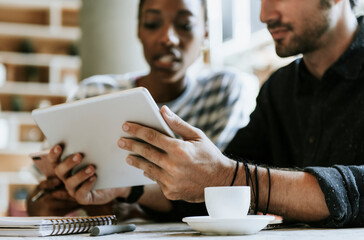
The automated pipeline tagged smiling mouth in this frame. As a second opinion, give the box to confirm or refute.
[159,55,177,64]
[269,28,290,40]
[153,53,182,71]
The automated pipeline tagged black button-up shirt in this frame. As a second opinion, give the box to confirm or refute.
[225,16,364,227]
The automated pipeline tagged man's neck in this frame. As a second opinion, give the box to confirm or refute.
[303,10,358,80]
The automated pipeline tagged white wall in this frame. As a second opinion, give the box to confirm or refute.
[207,0,251,67]
[80,0,148,79]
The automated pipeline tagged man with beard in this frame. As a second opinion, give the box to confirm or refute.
[114,0,364,227]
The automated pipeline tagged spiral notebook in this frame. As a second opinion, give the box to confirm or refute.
[0,215,117,237]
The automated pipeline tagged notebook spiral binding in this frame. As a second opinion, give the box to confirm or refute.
[48,215,117,236]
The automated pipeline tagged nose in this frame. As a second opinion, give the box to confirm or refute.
[260,0,280,24]
[161,25,180,47]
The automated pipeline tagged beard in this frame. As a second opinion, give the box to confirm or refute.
[269,6,332,57]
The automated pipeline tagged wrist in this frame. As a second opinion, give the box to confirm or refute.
[125,185,144,203]
[220,157,237,187]
[115,186,144,204]
[115,187,131,200]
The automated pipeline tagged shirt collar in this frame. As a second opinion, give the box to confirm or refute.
[328,16,364,81]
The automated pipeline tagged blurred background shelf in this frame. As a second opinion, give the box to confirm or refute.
[0,1,81,213]
[0,0,81,110]
[0,52,80,84]
[0,0,81,105]
[0,0,80,27]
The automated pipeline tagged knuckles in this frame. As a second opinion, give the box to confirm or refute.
[146,161,157,176]
[145,128,158,142]
[172,118,185,131]
[141,144,154,159]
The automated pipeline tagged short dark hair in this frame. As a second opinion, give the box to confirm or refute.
[138,0,208,23]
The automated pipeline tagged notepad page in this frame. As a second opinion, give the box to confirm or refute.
[0,215,117,237]
[0,217,52,226]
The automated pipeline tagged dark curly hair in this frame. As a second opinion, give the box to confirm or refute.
[138,0,208,23]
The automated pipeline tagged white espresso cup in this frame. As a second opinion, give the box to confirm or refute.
[204,186,251,218]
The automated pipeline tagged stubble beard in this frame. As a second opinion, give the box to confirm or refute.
[273,7,332,58]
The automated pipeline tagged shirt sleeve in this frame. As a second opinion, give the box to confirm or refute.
[67,75,120,101]
[304,165,364,227]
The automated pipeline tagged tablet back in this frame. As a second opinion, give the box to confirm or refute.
[32,87,174,189]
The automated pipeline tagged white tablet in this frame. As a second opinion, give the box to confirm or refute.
[32,87,174,189]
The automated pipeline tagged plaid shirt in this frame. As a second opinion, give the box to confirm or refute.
[70,69,258,151]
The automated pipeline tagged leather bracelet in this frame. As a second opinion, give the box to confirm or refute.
[254,164,259,215]
[263,167,271,215]
[125,185,144,203]
[230,160,239,186]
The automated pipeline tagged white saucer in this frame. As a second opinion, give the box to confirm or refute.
[182,215,275,235]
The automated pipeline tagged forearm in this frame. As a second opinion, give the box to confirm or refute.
[235,164,330,222]
[139,184,173,212]
[258,168,329,222]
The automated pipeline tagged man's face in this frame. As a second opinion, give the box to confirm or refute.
[260,0,333,57]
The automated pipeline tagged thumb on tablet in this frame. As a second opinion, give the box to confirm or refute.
[161,105,201,141]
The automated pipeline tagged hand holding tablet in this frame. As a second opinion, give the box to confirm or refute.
[31,87,174,190]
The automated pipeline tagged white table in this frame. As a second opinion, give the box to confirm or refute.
[0,222,363,240]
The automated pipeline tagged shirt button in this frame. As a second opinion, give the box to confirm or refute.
[308,137,315,144]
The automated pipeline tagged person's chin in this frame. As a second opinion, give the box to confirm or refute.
[274,38,298,57]
[152,68,185,83]
[275,44,300,58]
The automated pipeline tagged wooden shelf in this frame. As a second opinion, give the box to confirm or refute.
[0,52,80,67]
[5,64,49,83]
[0,154,34,171]
[0,33,79,55]
[0,0,80,28]
[0,0,80,8]
[0,82,70,96]
[0,111,46,147]
[0,0,81,157]
[0,94,66,112]
[0,82,68,111]
[62,7,79,27]
[0,22,80,40]
[0,6,50,26]
[0,52,80,83]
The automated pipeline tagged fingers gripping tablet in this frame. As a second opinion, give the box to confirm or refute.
[32,87,174,190]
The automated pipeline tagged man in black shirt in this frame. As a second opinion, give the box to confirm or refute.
[225,17,364,231]
[65,0,364,227]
